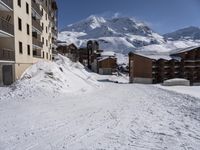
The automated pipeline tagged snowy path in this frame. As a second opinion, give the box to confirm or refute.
[0,83,200,150]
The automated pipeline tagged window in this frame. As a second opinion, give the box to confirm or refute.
[27,45,30,55]
[45,14,47,20]
[43,51,45,58]
[46,40,48,46]
[42,37,44,44]
[18,18,22,31]
[26,3,29,14]
[46,53,48,59]
[18,0,21,7]
[46,26,48,33]
[42,23,44,30]
[19,42,23,54]
[27,24,30,35]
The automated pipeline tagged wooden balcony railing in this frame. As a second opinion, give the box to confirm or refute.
[1,0,13,9]
[0,17,14,35]
[0,48,14,61]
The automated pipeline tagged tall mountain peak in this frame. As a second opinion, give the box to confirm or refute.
[59,15,165,54]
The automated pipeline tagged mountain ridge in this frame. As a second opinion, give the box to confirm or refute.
[58,15,165,54]
[164,26,200,41]
[58,15,200,54]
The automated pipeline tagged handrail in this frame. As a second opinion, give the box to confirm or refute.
[0,17,14,35]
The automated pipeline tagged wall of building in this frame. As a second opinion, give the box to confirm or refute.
[133,78,153,84]
[40,0,57,61]
[14,63,31,80]
[98,58,117,69]
[13,0,33,79]
[0,0,57,85]
[133,54,153,78]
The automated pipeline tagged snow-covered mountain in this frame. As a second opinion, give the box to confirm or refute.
[164,26,200,41]
[59,16,200,54]
[59,15,165,54]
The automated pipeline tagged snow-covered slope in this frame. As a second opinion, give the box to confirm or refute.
[164,26,200,41]
[59,15,165,54]
[136,40,200,53]
[0,55,100,100]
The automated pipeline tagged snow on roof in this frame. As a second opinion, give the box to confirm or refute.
[170,46,200,55]
[133,52,181,61]
[101,51,115,57]
[98,56,116,62]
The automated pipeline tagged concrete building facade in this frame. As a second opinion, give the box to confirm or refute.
[0,0,58,85]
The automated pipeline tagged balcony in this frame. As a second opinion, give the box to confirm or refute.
[32,37,43,48]
[32,0,42,17]
[33,49,42,58]
[51,28,57,36]
[32,18,42,32]
[0,17,14,36]
[0,0,13,10]
[0,48,14,61]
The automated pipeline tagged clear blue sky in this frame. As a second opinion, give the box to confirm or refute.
[57,0,200,34]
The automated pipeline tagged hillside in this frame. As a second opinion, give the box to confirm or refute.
[164,26,200,41]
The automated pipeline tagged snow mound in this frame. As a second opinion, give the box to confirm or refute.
[2,55,101,100]
[163,78,190,86]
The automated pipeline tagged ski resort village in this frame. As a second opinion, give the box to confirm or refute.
[0,0,200,149]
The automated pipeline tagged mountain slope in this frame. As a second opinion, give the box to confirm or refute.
[164,26,200,41]
[59,16,165,54]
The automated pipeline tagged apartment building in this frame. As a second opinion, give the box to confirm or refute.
[129,46,200,85]
[0,0,58,85]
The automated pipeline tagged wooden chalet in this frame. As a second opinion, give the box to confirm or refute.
[97,56,117,75]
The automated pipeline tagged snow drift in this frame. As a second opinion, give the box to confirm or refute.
[1,55,100,100]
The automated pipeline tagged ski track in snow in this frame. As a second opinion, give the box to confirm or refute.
[0,83,200,150]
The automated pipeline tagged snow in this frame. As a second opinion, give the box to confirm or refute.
[58,15,200,57]
[164,26,200,41]
[0,82,200,149]
[0,55,200,149]
[87,15,106,29]
[59,16,166,54]
[157,84,200,99]
[115,53,128,65]
[0,55,100,101]
[101,51,115,57]
[163,78,190,86]
[134,52,173,61]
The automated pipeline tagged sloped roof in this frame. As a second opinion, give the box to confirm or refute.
[98,56,116,62]
[170,46,200,55]
[133,52,181,61]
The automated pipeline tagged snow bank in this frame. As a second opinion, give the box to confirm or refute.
[1,55,100,100]
[163,78,190,86]
[157,85,200,99]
